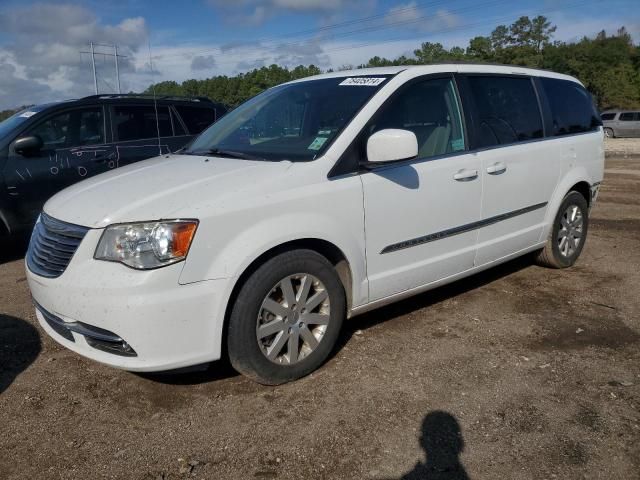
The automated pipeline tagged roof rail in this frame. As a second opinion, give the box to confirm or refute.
[80,93,214,103]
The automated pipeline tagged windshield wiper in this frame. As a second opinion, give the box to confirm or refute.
[186,148,266,161]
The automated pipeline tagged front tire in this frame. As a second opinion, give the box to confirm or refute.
[604,127,614,138]
[227,249,346,385]
[536,191,589,269]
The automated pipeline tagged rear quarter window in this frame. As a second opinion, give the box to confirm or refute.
[619,112,640,121]
[540,78,601,136]
[466,75,543,148]
[174,106,217,134]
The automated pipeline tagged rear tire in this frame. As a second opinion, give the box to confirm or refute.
[227,249,346,385]
[536,191,589,269]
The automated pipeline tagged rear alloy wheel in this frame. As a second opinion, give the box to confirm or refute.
[536,191,589,268]
[227,249,346,385]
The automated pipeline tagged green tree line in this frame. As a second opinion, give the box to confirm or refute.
[148,16,640,110]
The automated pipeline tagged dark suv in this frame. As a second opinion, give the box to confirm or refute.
[0,94,226,237]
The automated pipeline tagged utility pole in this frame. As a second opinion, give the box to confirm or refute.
[90,42,98,94]
[114,44,121,94]
[81,43,127,95]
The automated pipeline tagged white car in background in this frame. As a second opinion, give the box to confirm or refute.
[27,64,604,384]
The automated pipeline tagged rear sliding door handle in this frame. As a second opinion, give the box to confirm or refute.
[486,162,507,175]
[453,169,479,181]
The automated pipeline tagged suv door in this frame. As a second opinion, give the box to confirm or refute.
[460,75,557,265]
[360,75,481,301]
[109,104,182,165]
[3,106,108,225]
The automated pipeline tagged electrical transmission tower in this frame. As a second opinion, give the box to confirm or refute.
[80,42,127,94]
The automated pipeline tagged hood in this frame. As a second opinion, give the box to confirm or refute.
[44,154,293,228]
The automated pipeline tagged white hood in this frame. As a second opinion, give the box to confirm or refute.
[44,154,293,228]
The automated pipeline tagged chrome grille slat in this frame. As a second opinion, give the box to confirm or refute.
[27,213,89,278]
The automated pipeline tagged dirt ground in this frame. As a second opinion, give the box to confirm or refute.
[1,139,639,480]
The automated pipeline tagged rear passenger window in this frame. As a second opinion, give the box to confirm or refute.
[174,106,216,134]
[540,78,601,136]
[467,76,543,147]
[370,77,466,159]
[619,112,639,121]
[112,105,172,141]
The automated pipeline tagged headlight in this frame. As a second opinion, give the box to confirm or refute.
[94,220,198,269]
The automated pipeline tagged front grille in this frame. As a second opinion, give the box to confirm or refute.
[27,213,89,278]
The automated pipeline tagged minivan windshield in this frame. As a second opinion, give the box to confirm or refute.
[185,76,391,161]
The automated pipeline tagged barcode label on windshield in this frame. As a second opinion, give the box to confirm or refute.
[339,77,386,86]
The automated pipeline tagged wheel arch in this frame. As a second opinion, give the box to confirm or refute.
[219,238,356,358]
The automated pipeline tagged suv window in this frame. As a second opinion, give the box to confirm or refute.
[371,77,466,158]
[619,112,640,121]
[112,105,172,141]
[27,107,104,149]
[174,106,216,134]
[540,78,600,136]
[601,112,616,121]
[467,76,543,147]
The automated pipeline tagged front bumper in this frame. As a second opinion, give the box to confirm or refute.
[27,228,232,372]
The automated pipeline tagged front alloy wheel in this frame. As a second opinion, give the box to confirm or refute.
[228,249,346,385]
[257,274,330,365]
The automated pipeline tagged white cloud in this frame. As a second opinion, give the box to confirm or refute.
[384,1,461,33]
[208,0,375,26]
[0,3,148,109]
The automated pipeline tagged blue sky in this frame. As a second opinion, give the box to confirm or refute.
[0,0,638,109]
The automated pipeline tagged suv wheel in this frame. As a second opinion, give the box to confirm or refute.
[227,249,346,385]
[604,127,614,138]
[536,191,589,268]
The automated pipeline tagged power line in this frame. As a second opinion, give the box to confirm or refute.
[153,0,510,61]
[80,43,128,94]
[151,0,606,70]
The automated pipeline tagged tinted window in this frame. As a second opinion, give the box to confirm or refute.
[112,105,172,141]
[541,78,600,136]
[27,107,104,149]
[601,113,616,121]
[29,112,71,149]
[371,77,466,158]
[619,112,639,121]
[175,106,216,134]
[77,109,105,146]
[467,76,543,147]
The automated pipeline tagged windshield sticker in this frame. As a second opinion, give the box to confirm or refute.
[339,77,386,87]
[318,129,333,136]
[19,111,37,118]
[308,137,328,151]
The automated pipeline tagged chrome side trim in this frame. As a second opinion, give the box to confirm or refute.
[380,202,548,254]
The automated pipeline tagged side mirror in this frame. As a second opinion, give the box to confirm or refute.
[14,135,43,156]
[365,129,418,166]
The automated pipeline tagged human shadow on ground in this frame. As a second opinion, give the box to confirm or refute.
[0,314,41,394]
[398,411,470,480]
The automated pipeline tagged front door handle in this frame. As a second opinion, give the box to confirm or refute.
[486,162,507,175]
[453,169,478,182]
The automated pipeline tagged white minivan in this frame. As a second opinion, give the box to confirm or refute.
[27,65,604,384]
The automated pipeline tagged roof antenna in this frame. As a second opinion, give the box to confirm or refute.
[147,40,162,156]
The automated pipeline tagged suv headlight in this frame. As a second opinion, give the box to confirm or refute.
[95,220,198,269]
